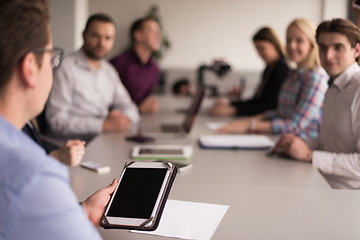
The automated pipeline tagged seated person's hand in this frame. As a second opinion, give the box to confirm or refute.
[208,97,236,116]
[216,118,251,133]
[49,140,86,166]
[272,134,312,162]
[226,84,242,98]
[139,95,159,114]
[214,97,230,106]
[82,178,118,227]
[103,110,131,132]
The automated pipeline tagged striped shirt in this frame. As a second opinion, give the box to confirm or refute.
[265,66,328,139]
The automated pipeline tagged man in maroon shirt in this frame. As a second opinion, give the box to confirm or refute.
[111,17,161,114]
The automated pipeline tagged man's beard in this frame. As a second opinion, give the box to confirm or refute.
[83,45,106,60]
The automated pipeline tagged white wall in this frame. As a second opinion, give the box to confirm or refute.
[74,0,89,50]
[49,0,75,54]
[49,0,88,55]
[50,0,348,71]
[322,0,348,19]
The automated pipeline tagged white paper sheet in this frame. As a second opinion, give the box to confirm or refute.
[131,200,229,240]
[199,134,275,149]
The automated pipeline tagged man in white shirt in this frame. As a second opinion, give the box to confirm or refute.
[46,14,140,140]
[272,18,360,189]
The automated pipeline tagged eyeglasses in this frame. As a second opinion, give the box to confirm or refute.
[32,47,64,69]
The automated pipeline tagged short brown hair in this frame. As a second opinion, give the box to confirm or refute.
[316,18,360,48]
[83,13,116,34]
[0,0,50,91]
[130,17,157,44]
[253,27,285,58]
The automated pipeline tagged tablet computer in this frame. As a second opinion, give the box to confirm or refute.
[102,161,177,231]
[131,145,193,161]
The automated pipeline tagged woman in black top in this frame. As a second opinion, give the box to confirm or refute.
[209,27,289,116]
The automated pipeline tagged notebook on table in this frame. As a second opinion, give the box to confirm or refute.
[199,134,275,149]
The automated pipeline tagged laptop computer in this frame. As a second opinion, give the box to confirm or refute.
[145,88,205,137]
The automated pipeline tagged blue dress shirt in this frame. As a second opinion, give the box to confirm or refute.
[0,116,101,239]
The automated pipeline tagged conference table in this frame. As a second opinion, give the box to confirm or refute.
[69,95,360,240]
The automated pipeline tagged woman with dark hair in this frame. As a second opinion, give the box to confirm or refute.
[209,27,289,116]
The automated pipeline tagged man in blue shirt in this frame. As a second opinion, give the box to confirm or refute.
[0,0,117,239]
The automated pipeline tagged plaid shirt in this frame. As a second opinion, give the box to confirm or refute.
[265,66,328,139]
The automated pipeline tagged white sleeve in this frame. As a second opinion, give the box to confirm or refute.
[111,72,140,124]
[312,151,360,178]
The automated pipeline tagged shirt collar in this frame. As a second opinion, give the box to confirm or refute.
[331,62,360,91]
[75,48,106,71]
[130,48,153,66]
[290,66,311,81]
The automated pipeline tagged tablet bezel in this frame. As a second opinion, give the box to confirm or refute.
[132,145,191,160]
[104,161,171,227]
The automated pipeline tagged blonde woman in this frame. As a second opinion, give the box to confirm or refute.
[218,19,328,139]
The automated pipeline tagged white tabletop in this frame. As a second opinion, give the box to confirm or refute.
[69,96,360,240]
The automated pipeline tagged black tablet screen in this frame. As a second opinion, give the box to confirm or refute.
[107,168,167,219]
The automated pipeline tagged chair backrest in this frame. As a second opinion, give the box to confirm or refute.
[36,107,48,134]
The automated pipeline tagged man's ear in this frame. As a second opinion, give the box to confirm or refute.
[354,42,360,59]
[133,30,143,43]
[18,52,37,89]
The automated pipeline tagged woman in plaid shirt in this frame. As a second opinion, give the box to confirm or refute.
[218,18,328,140]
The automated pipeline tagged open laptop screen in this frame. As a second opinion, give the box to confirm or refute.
[182,88,205,133]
